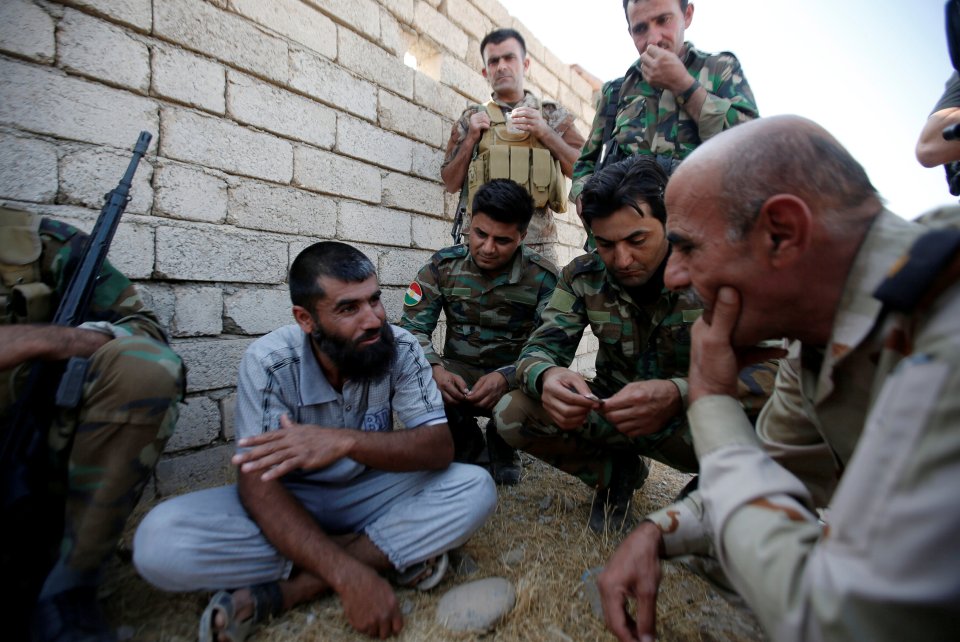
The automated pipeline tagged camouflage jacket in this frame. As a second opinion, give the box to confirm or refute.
[18,219,166,341]
[516,252,701,400]
[571,42,758,199]
[398,244,557,388]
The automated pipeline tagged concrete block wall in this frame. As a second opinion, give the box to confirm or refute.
[0,0,600,495]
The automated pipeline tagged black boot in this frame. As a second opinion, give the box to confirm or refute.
[486,425,521,486]
[589,456,650,533]
[449,418,485,464]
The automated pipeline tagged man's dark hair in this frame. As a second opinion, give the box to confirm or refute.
[580,155,669,228]
[622,0,689,20]
[289,241,376,309]
[471,178,535,232]
[480,28,527,61]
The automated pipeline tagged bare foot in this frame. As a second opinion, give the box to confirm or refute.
[212,589,254,642]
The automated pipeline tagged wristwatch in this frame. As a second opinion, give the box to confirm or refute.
[675,79,701,106]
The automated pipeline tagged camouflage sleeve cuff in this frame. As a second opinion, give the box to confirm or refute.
[645,492,714,557]
[669,377,689,408]
[697,94,735,140]
[521,361,555,399]
[569,176,587,202]
[495,364,517,389]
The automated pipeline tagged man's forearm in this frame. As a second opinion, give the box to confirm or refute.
[537,126,584,178]
[440,132,479,193]
[349,422,453,471]
[0,324,111,371]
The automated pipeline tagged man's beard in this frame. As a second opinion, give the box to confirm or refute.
[311,322,396,382]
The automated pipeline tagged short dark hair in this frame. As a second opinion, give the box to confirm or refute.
[471,178,534,232]
[580,155,669,228]
[480,28,526,61]
[289,241,376,309]
[623,0,689,21]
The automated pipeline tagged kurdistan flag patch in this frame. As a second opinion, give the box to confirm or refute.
[404,281,423,306]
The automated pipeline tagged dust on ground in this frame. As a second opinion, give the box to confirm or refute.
[104,459,765,642]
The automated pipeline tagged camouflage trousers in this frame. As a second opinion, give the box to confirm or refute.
[493,388,699,490]
[29,335,184,597]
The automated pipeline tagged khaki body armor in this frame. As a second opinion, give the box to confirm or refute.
[0,208,52,326]
[467,101,567,214]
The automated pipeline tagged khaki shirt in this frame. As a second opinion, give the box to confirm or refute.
[650,210,960,640]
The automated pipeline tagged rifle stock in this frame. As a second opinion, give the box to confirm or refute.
[1,131,152,636]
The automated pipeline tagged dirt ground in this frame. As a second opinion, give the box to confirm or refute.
[104,458,766,642]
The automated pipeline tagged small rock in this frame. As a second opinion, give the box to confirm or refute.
[436,577,516,633]
[561,496,577,512]
[400,598,415,615]
[501,546,524,566]
[538,515,554,525]
[546,626,575,642]
[538,494,554,511]
[450,549,480,576]
[580,567,604,618]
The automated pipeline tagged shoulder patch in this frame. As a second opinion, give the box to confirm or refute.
[403,281,423,307]
[433,245,468,264]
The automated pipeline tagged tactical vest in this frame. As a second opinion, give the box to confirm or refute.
[467,101,568,213]
[0,208,52,326]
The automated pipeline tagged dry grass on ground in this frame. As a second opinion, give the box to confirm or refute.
[104,459,765,642]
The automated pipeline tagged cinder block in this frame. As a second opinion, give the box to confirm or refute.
[377,247,433,286]
[444,0,490,42]
[228,179,337,236]
[166,395,220,452]
[381,285,406,322]
[470,0,511,27]
[378,7,408,57]
[160,107,293,183]
[542,48,571,87]
[412,3,467,59]
[0,134,58,202]
[156,224,288,283]
[414,73,469,120]
[227,72,336,150]
[303,0,380,41]
[154,0,287,83]
[288,49,378,122]
[174,337,254,392]
[378,91,443,147]
[338,201,411,246]
[382,172,444,216]
[294,145,381,204]
[411,213,449,251]
[59,145,153,214]
[510,19,544,63]
[337,114,413,173]
[155,444,234,496]
[154,161,229,224]
[380,0,414,24]
[107,220,155,280]
[411,141,444,180]
[0,0,55,62]
[61,0,152,31]
[527,58,559,100]
[338,28,414,99]
[59,9,150,92]
[223,287,292,336]
[0,58,159,150]
[151,46,226,114]
[569,67,594,104]
[420,54,489,103]
[137,283,175,330]
[230,0,337,59]
[221,392,237,440]
[172,286,223,337]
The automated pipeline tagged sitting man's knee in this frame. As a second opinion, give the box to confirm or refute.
[133,501,192,591]
[492,389,535,448]
[87,336,184,417]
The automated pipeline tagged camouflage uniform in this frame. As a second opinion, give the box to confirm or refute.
[494,252,775,490]
[443,91,585,265]
[398,244,557,454]
[0,218,184,600]
[646,210,960,640]
[570,43,758,200]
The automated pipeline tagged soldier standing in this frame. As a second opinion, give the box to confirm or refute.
[441,28,585,265]
[571,0,758,212]
[399,179,558,485]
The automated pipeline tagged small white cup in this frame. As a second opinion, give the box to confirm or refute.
[504,110,523,135]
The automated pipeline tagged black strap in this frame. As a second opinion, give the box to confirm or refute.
[874,227,960,312]
[598,78,624,170]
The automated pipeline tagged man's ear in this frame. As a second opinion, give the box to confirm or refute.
[292,305,315,335]
[756,194,812,268]
[481,66,488,79]
[522,55,530,73]
[684,3,695,29]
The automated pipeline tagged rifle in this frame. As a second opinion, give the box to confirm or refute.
[451,144,478,245]
[1,131,152,636]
